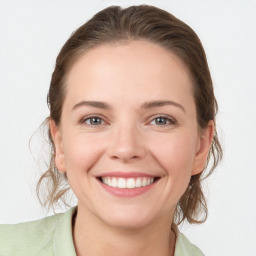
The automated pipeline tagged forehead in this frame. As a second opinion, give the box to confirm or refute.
[64,40,194,107]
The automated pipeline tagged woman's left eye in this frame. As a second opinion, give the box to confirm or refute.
[82,116,105,126]
[150,116,175,126]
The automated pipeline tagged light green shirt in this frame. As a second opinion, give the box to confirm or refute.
[0,207,204,256]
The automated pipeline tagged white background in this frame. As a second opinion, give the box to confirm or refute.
[0,0,256,255]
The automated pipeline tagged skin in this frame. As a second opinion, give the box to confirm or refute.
[50,40,214,256]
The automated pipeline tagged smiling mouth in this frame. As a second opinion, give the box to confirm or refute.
[98,177,160,189]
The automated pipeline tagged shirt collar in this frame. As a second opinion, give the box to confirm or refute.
[52,207,202,256]
[53,207,77,256]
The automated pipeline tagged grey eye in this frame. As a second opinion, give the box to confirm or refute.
[150,116,175,126]
[85,117,103,125]
[154,117,169,125]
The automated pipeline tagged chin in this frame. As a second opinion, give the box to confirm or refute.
[104,215,152,230]
[98,206,160,230]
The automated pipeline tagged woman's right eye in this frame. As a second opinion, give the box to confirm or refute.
[81,116,105,126]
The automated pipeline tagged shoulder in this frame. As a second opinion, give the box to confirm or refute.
[0,209,74,256]
[174,227,205,256]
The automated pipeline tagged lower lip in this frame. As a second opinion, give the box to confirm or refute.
[97,179,158,197]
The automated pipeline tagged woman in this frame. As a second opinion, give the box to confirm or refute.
[0,5,222,256]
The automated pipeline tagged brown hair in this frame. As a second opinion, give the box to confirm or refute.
[37,5,222,224]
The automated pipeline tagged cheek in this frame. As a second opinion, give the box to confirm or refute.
[62,132,105,174]
[146,131,198,211]
[150,131,197,177]
[61,133,107,200]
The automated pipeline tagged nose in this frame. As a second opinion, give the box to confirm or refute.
[107,124,147,162]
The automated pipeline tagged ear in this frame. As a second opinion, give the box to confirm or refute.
[192,120,214,175]
[49,119,66,173]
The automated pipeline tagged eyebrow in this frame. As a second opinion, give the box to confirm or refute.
[142,100,186,113]
[72,101,111,110]
[72,100,185,112]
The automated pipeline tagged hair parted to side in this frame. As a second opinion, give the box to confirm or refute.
[37,5,222,224]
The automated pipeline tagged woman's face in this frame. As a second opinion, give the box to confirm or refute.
[51,40,212,229]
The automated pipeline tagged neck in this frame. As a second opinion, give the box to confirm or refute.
[73,204,176,256]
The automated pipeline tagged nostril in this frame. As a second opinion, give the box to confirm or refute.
[110,153,142,161]
[107,133,147,161]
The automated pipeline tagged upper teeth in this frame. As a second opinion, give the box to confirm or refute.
[102,177,154,189]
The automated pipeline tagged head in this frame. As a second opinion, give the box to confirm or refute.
[37,5,222,225]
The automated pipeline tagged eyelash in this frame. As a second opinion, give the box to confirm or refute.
[80,115,106,126]
[149,115,176,126]
[80,115,176,127]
